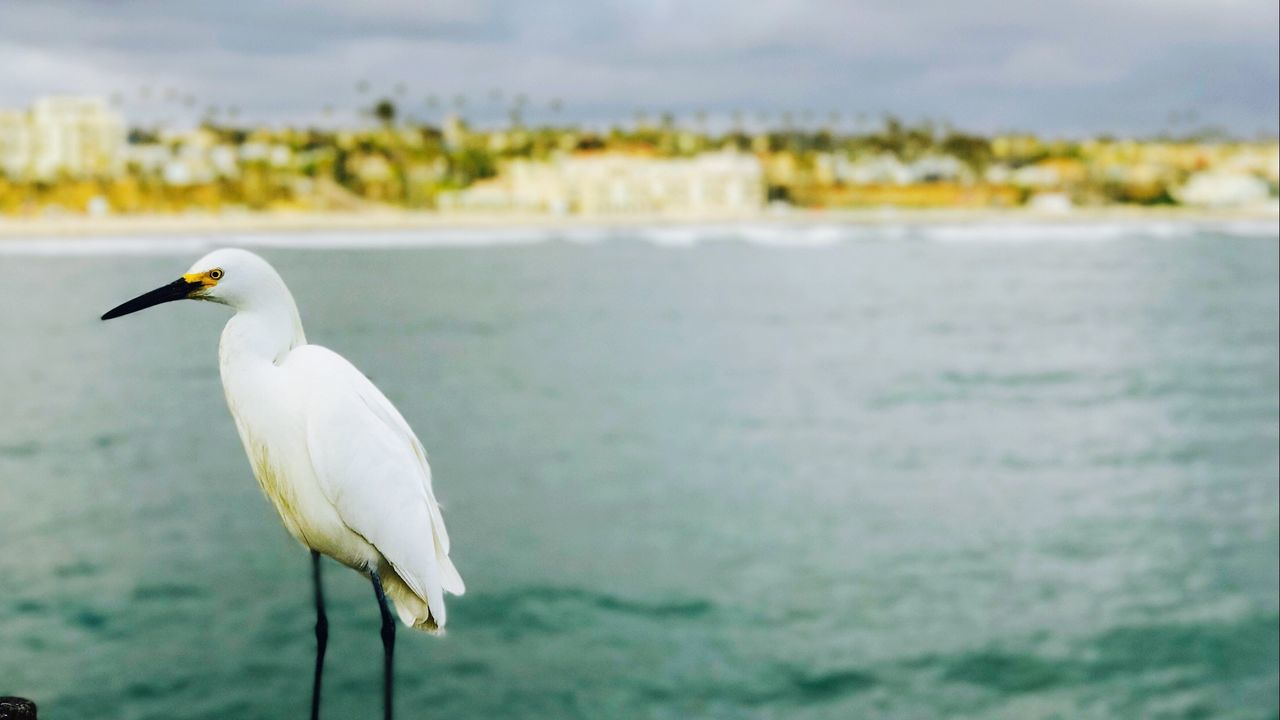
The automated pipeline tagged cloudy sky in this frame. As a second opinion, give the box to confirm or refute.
[2,0,1277,135]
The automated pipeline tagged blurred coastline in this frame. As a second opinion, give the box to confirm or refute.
[2,96,1278,233]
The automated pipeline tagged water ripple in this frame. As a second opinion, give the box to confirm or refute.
[131,582,205,602]
[926,613,1279,696]
[457,585,717,633]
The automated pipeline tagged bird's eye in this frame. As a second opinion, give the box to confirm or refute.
[209,268,224,280]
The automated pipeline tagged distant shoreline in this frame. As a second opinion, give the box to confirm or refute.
[0,206,1276,239]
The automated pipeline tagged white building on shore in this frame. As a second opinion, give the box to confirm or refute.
[0,110,34,178]
[1175,171,1272,208]
[441,150,765,214]
[0,96,125,180]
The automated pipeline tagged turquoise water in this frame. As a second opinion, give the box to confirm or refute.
[1,224,1277,719]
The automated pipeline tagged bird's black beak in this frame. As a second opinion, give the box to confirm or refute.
[101,277,205,320]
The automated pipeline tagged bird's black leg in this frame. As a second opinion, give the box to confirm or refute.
[370,568,396,720]
[310,550,328,720]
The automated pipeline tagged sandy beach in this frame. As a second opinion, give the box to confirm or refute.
[1,205,1276,239]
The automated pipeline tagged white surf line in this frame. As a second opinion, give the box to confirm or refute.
[0,219,1273,255]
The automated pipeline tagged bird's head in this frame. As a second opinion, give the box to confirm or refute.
[101,248,284,320]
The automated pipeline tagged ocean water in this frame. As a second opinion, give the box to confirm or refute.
[0,221,1276,720]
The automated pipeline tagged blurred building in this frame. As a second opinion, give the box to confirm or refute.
[1175,171,1272,207]
[441,150,764,214]
[0,96,125,180]
[0,110,33,178]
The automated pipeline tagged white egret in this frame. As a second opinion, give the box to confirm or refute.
[102,248,464,720]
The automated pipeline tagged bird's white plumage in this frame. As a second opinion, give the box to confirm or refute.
[290,345,465,625]
[188,248,462,631]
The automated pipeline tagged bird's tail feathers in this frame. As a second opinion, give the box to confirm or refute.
[379,549,464,634]
[380,563,444,634]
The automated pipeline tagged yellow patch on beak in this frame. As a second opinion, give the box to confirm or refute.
[183,271,220,288]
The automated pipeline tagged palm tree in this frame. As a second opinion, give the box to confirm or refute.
[373,98,397,126]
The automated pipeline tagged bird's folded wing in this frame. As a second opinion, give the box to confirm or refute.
[289,346,463,627]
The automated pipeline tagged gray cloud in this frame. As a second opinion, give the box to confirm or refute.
[0,0,1275,135]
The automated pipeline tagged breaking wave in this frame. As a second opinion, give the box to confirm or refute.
[5,215,1274,254]
[0,217,1274,255]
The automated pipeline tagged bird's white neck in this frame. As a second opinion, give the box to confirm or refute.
[218,283,307,366]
